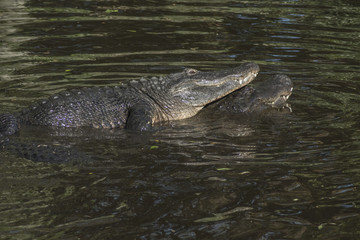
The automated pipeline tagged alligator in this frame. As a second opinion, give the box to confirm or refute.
[211,74,293,113]
[0,66,294,164]
[0,62,259,136]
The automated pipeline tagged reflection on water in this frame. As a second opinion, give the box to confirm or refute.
[1,0,360,239]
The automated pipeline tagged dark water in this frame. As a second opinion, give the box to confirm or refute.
[1,0,360,239]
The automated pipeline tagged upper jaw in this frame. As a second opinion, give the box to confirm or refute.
[194,65,259,88]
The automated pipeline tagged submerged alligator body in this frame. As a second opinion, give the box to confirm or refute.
[0,62,259,136]
[211,74,293,113]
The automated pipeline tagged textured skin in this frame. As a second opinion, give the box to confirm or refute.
[0,62,259,136]
[212,74,293,113]
[20,86,133,129]
[0,114,19,136]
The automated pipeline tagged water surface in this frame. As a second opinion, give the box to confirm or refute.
[0,0,360,239]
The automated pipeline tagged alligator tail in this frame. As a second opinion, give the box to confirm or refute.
[0,114,91,164]
[0,114,20,136]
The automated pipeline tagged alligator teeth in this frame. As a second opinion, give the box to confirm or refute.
[240,72,257,84]
[284,103,292,112]
[241,76,248,83]
[290,87,293,92]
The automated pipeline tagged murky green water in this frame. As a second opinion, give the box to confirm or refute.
[1,0,360,239]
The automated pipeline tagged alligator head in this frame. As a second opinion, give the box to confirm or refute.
[130,62,260,122]
[169,62,260,108]
[250,74,293,111]
[212,74,293,113]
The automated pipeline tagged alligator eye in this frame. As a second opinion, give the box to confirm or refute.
[186,68,198,75]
